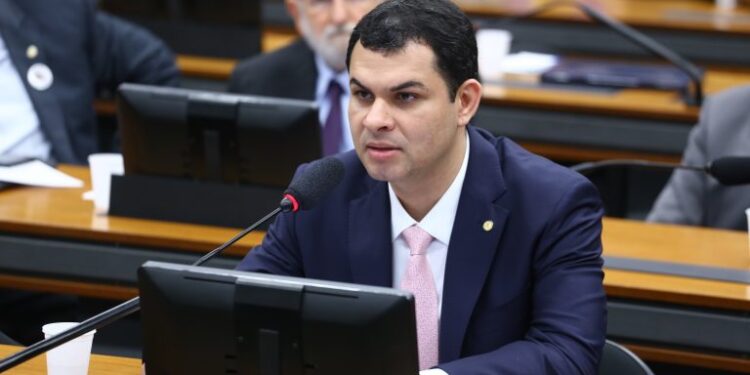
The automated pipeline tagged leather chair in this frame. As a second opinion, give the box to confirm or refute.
[599,340,654,375]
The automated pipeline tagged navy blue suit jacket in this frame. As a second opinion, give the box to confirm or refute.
[0,0,178,164]
[238,127,607,374]
[228,39,317,101]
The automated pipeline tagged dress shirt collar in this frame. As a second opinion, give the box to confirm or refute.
[389,131,470,245]
[314,53,349,99]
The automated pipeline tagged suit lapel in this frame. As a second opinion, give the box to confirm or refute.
[292,40,319,101]
[440,127,509,362]
[347,178,392,287]
[0,1,73,163]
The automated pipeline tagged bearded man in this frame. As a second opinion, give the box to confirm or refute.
[229,0,382,156]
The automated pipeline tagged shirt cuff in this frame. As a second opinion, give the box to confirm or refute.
[420,369,448,375]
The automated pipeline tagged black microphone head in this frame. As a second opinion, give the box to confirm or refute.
[281,157,345,212]
[707,156,750,186]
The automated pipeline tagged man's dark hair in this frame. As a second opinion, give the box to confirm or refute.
[346,0,478,101]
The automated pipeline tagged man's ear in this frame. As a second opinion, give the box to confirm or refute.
[455,79,483,128]
[285,0,301,31]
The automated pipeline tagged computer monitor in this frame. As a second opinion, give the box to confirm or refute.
[117,83,321,188]
[138,261,419,375]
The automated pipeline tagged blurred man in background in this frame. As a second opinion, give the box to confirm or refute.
[229,0,381,156]
[0,0,178,166]
[0,0,178,344]
[648,85,750,230]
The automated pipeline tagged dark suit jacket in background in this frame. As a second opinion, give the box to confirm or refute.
[0,0,179,164]
[648,85,750,230]
[238,126,607,374]
[228,39,317,100]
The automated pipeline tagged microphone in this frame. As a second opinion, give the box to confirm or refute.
[571,156,750,186]
[281,156,346,212]
[0,157,345,372]
[707,156,750,186]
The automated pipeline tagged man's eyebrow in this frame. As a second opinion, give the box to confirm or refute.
[390,81,426,92]
[350,78,371,92]
[350,78,427,93]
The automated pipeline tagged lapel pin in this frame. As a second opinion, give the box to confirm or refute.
[26,45,38,59]
[482,220,494,232]
[27,62,54,91]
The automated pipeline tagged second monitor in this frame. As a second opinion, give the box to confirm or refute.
[111,83,321,228]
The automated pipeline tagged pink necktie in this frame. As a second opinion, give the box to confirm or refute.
[400,225,439,370]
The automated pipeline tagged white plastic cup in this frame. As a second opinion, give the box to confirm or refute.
[476,28,512,82]
[716,0,737,11]
[42,322,97,375]
[87,153,124,215]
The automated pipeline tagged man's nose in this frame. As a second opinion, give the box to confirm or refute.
[329,0,349,25]
[361,99,395,132]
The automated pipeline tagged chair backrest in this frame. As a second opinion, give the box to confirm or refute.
[0,330,19,345]
[599,340,654,375]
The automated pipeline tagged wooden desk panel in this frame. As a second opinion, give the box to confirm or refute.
[458,0,750,67]
[0,166,261,257]
[457,0,750,35]
[483,67,750,122]
[0,345,140,374]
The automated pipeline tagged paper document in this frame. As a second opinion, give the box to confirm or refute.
[498,52,558,74]
[0,160,83,188]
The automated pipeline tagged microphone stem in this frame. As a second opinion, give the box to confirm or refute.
[570,159,705,174]
[0,206,283,372]
[195,207,281,266]
[577,2,704,106]
[491,0,704,106]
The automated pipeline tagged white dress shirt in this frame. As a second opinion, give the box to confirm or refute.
[390,132,470,375]
[0,33,50,165]
[313,54,354,153]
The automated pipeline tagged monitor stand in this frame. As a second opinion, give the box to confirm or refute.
[109,174,283,229]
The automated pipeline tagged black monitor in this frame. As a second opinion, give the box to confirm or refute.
[118,83,321,188]
[111,83,321,228]
[138,261,419,374]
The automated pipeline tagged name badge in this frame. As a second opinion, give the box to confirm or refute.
[27,62,54,91]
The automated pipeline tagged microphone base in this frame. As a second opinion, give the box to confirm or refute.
[110,174,283,229]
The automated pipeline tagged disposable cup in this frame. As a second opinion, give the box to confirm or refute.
[87,153,124,215]
[42,322,96,375]
[476,28,512,82]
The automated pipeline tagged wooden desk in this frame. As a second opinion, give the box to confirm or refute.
[260,0,750,65]
[1,166,749,371]
[457,0,750,66]
[0,165,260,300]
[459,0,750,34]
[476,66,750,162]
[0,345,140,374]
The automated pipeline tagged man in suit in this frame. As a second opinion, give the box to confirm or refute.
[0,0,178,166]
[238,0,607,373]
[648,85,750,230]
[228,0,382,155]
[0,0,178,344]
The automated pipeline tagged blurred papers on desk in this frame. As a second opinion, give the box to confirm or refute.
[0,160,83,188]
[495,52,698,92]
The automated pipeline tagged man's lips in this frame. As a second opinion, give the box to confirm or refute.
[365,143,400,160]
